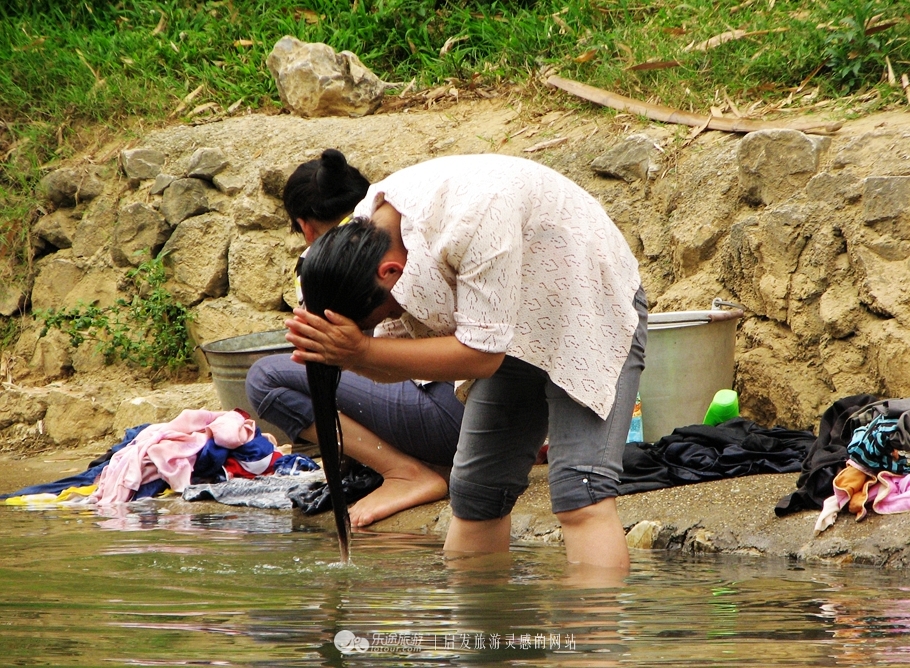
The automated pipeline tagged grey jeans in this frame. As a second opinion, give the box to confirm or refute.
[448,286,648,519]
[245,355,464,467]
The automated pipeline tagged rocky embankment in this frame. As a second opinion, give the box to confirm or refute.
[2,97,910,567]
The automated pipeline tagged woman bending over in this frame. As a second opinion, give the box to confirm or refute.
[288,154,647,570]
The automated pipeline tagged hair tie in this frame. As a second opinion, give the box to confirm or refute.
[338,215,353,226]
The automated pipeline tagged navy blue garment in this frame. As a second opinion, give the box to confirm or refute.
[0,424,150,500]
[618,441,672,494]
[273,454,319,475]
[649,418,814,487]
[191,427,303,484]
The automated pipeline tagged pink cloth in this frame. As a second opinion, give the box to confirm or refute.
[870,471,910,516]
[90,409,257,505]
[816,460,910,532]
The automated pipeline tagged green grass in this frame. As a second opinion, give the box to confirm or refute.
[1,0,908,349]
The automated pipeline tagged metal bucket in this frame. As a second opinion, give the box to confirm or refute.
[200,329,294,444]
[638,306,743,443]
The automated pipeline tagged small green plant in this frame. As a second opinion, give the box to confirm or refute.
[822,0,892,91]
[36,252,195,374]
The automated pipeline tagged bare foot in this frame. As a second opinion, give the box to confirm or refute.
[349,462,448,527]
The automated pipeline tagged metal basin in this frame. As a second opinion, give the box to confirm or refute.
[200,329,294,444]
[638,308,743,443]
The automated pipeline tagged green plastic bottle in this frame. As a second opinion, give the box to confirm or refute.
[703,389,739,426]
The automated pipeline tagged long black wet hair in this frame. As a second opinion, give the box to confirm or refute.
[284,149,370,231]
[297,218,392,563]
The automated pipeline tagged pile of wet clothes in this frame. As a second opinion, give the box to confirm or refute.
[774,394,910,531]
[0,408,381,514]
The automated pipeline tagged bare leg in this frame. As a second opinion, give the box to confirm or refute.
[300,414,448,527]
[557,497,630,571]
[443,515,511,554]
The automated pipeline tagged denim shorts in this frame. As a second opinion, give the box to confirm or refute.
[448,285,648,519]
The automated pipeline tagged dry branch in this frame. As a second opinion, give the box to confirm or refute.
[546,75,842,135]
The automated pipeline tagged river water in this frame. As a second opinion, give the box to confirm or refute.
[2,500,909,667]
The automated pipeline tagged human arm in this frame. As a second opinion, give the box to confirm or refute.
[285,307,504,383]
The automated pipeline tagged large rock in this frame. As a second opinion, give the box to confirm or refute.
[32,209,79,250]
[737,129,828,206]
[39,166,105,207]
[71,197,117,259]
[591,134,662,182]
[160,212,232,305]
[160,177,212,225]
[27,329,74,381]
[186,147,229,180]
[228,230,293,310]
[0,284,26,317]
[111,202,170,267]
[120,148,166,180]
[231,194,288,231]
[723,205,812,321]
[62,265,126,311]
[112,383,221,436]
[189,295,286,352]
[0,385,48,431]
[863,176,910,227]
[30,252,86,312]
[260,164,297,199]
[266,38,385,118]
[43,388,114,447]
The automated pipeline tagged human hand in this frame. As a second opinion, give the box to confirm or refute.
[285,307,370,368]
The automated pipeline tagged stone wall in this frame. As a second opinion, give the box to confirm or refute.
[2,103,909,451]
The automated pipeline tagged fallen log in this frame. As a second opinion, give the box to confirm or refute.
[546,75,842,135]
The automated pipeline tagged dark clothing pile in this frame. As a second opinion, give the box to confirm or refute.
[774,394,879,517]
[620,417,815,496]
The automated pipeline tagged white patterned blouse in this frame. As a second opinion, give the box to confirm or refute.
[354,153,641,420]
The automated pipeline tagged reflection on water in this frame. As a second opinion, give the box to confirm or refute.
[2,500,910,667]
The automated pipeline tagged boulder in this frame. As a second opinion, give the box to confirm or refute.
[39,166,105,207]
[260,164,297,198]
[231,194,288,231]
[737,129,828,206]
[186,147,229,180]
[160,212,231,305]
[591,134,662,182]
[112,383,221,436]
[228,230,294,310]
[32,209,79,250]
[266,38,385,118]
[111,202,170,267]
[151,173,178,195]
[30,252,86,312]
[43,389,114,447]
[160,177,212,226]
